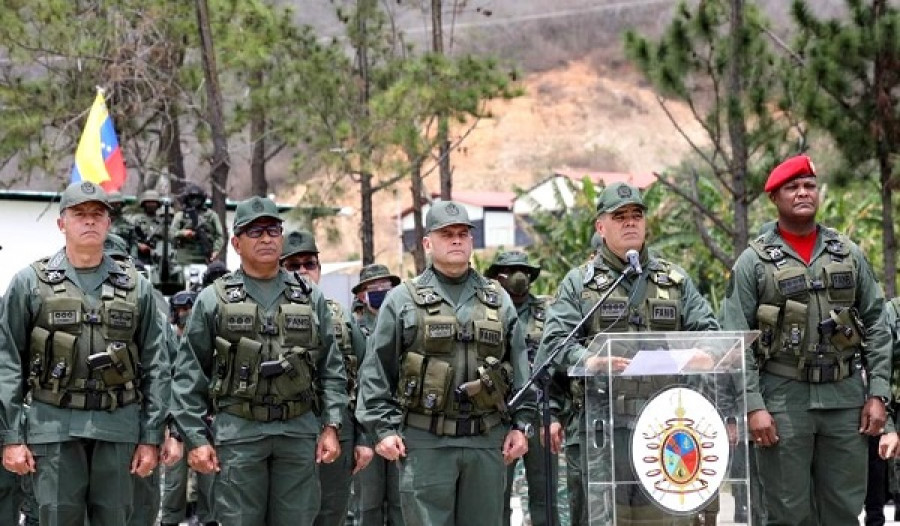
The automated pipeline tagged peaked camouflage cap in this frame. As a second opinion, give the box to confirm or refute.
[59,181,112,213]
[425,200,475,233]
[595,182,646,215]
[138,189,162,205]
[281,229,319,260]
[352,263,401,294]
[484,250,541,282]
[233,196,281,231]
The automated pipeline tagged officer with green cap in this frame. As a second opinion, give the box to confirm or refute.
[535,181,718,525]
[720,154,891,525]
[351,263,404,526]
[484,251,560,526]
[356,200,533,526]
[279,229,372,526]
[169,196,348,525]
[0,181,170,525]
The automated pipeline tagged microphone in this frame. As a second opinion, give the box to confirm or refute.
[625,249,642,275]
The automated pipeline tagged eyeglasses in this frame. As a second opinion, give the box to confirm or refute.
[284,260,320,272]
[240,225,283,238]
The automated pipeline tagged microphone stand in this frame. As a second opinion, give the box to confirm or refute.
[508,264,637,526]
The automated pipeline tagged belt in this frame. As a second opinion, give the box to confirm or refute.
[405,412,504,437]
[32,387,140,411]
[220,399,312,422]
[763,359,852,383]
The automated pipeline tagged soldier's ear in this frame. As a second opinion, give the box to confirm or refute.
[422,235,432,252]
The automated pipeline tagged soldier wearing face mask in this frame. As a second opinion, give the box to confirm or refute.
[485,251,559,526]
[352,264,404,526]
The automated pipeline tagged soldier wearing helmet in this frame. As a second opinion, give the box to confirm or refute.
[131,189,169,268]
[107,191,137,256]
[171,184,224,266]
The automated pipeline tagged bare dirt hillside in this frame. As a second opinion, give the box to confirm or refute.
[310,58,708,271]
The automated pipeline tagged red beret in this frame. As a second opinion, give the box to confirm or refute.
[765,155,816,193]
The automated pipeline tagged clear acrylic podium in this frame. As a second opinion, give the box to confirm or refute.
[570,331,759,525]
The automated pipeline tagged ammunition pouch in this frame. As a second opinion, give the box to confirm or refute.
[230,337,263,399]
[210,336,234,398]
[396,352,453,415]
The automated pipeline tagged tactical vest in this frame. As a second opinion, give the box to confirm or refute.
[210,272,320,422]
[751,229,862,383]
[326,299,358,410]
[574,258,685,416]
[396,273,512,436]
[28,254,142,411]
[523,296,548,363]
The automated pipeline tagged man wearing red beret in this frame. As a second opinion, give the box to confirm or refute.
[720,154,892,524]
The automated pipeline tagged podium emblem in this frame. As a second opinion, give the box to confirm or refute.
[632,386,729,513]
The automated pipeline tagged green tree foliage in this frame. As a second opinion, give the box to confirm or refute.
[787,0,900,294]
[624,0,805,270]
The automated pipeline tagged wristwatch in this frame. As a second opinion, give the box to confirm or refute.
[512,422,534,439]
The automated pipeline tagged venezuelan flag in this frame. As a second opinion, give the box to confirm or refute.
[70,90,126,192]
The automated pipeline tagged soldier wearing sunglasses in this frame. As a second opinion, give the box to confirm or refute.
[169,197,348,525]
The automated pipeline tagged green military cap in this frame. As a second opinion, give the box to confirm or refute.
[425,200,475,233]
[138,189,162,205]
[103,233,129,257]
[595,182,646,215]
[281,229,319,260]
[233,196,281,231]
[484,250,541,282]
[59,181,112,213]
[352,263,401,294]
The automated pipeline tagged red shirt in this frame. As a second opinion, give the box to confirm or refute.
[779,226,817,264]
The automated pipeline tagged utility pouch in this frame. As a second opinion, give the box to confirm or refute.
[828,308,863,351]
[397,352,425,411]
[49,331,77,389]
[473,319,504,359]
[29,327,51,383]
[230,337,262,399]
[98,341,137,387]
[781,300,808,356]
[423,315,458,356]
[280,303,317,347]
[774,266,809,302]
[647,298,680,331]
[102,299,136,341]
[824,262,856,304]
[589,297,629,333]
[420,358,453,415]
[210,336,234,397]
[271,347,314,399]
[45,298,82,331]
[756,304,781,360]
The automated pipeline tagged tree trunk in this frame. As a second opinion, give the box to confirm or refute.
[410,157,426,273]
[196,0,231,262]
[727,0,749,266]
[360,171,374,265]
[161,102,187,196]
[250,69,268,198]
[432,0,452,200]
[874,0,897,296]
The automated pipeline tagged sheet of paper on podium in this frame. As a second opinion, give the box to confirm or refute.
[620,349,697,376]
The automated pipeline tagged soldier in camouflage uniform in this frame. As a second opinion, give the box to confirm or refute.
[356,201,532,526]
[485,251,560,526]
[171,184,224,265]
[536,182,719,526]
[131,189,168,268]
[352,264,403,526]
[108,190,137,255]
[169,198,348,525]
[0,181,169,525]
[720,155,892,525]
[280,230,373,526]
